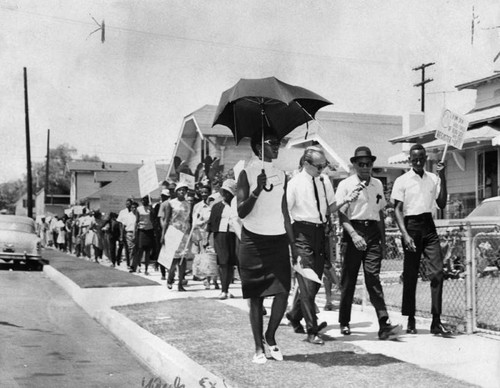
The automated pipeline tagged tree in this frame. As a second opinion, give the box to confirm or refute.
[0,179,24,213]
[33,144,77,195]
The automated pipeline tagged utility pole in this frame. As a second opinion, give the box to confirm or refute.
[45,129,50,204]
[413,62,435,112]
[24,67,33,218]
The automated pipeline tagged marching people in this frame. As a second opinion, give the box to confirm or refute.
[335,146,401,340]
[192,185,219,289]
[236,131,296,364]
[91,210,105,263]
[154,187,171,280]
[102,212,121,267]
[117,198,136,268]
[207,179,238,299]
[286,146,359,345]
[162,182,193,291]
[391,143,452,336]
[130,196,155,275]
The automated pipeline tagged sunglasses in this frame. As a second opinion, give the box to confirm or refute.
[263,140,282,148]
[357,162,373,168]
[307,160,329,171]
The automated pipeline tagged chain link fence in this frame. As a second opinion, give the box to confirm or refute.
[337,224,500,335]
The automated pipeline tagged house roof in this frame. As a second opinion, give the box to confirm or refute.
[287,110,405,170]
[456,73,500,90]
[185,104,233,137]
[84,165,169,200]
[418,125,500,150]
[67,160,141,172]
[389,105,500,144]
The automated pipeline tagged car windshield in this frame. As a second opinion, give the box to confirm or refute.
[467,200,500,218]
[0,220,35,234]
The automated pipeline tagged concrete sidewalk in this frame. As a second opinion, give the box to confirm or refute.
[43,250,500,388]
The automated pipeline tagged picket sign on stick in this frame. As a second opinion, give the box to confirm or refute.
[441,143,449,163]
[435,108,468,163]
[179,227,196,266]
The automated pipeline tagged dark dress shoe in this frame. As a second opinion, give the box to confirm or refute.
[306,334,324,345]
[379,323,402,340]
[406,318,417,334]
[340,325,351,335]
[177,285,187,292]
[430,323,453,336]
[317,321,327,332]
[286,313,305,334]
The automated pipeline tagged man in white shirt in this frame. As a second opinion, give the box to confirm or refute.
[286,146,357,345]
[117,198,136,268]
[336,146,401,340]
[391,143,451,336]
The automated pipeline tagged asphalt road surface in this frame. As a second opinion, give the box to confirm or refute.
[0,264,155,388]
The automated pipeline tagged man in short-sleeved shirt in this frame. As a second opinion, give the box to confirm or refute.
[117,198,136,268]
[391,143,451,336]
[336,146,401,340]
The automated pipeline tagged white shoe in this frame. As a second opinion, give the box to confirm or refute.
[263,339,283,361]
[252,353,267,364]
[218,292,228,300]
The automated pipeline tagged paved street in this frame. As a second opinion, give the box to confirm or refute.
[0,267,155,388]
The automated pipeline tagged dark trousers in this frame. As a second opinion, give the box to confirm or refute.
[167,258,187,286]
[287,222,325,335]
[339,222,388,325]
[402,214,443,317]
[107,235,118,265]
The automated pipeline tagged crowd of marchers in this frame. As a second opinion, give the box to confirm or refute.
[36,139,454,365]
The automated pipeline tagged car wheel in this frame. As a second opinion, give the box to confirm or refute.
[27,261,43,271]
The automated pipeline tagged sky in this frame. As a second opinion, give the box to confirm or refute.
[1,0,500,183]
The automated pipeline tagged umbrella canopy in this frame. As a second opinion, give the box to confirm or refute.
[212,77,332,143]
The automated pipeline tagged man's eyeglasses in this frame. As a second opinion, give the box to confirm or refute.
[357,161,373,168]
[307,160,329,171]
[263,140,282,148]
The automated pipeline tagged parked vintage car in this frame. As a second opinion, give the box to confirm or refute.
[0,215,44,270]
[435,197,500,276]
[435,196,500,230]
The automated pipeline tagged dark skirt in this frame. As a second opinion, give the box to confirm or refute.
[137,229,154,249]
[213,232,238,266]
[238,227,291,299]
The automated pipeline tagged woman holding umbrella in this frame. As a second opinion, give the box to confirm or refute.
[237,130,297,364]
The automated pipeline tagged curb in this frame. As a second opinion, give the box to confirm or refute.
[43,264,230,388]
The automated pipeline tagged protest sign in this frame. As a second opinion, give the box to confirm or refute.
[435,109,469,161]
[179,172,195,190]
[138,163,159,198]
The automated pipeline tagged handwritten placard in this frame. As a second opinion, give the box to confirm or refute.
[138,163,159,198]
[179,172,195,190]
[435,108,469,150]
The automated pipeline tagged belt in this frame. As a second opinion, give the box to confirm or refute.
[295,220,325,228]
[405,213,432,221]
[351,220,378,226]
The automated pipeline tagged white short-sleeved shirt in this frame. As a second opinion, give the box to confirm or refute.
[336,174,386,221]
[390,169,441,216]
[242,157,286,235]
[117,208,136,232]
[287,170,336,224]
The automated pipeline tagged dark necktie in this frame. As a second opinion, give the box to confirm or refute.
[312,177,323,223]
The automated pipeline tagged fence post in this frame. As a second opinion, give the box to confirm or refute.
[464,222,474,334]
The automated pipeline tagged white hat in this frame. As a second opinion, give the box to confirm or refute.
[175,182,189,191]
[161,189,170,196]
[221,179,237,196]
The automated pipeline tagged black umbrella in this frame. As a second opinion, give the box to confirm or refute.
[213,76,332,144]
[212,77,332,190]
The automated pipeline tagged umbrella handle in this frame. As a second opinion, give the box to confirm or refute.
[261,168,274,192]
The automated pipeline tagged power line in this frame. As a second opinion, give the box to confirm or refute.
[0,6,399,65]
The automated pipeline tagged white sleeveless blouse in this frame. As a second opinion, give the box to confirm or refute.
[242,157,286,236]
